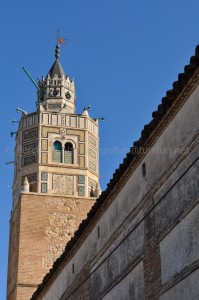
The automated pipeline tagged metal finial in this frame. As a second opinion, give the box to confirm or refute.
[55,44,60,59]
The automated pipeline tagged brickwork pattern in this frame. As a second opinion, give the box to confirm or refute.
[7,193,95,300]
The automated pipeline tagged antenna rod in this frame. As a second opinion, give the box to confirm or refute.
[23,67,42,94]
[5,161,14,165]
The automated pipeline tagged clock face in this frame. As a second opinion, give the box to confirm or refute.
[53,88,59,96]
[65,91,71,100]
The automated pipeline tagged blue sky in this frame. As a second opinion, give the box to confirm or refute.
[1,0,199,298]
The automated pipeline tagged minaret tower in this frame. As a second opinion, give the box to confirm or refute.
[7,44,101,300]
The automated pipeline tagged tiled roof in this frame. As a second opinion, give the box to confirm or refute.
[31,45,199,299]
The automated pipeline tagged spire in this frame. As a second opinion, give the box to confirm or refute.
[47,44,66,78]
[48,60,65,78]
[55,44,60,59]
[40,41,76,114]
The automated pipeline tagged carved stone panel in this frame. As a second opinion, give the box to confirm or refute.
[21,154,38,167]
[89,161,97,172]
[49,212,76,227]
[41,140,48,151]
[42,126,60,138]
[79,143,85,155]
[22,128,38,142]
[44,216,76,242]
[41,152,48,164]
[52,174,74,195]
[89,134,97,147]
[79,157,85,167]
[67,129,85,142]
[89,148,97,159]
[22,142,38,155]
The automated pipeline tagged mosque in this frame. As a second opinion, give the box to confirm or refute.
[7,43,199,300]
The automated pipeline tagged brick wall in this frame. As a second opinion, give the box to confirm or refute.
[7,193,95,300]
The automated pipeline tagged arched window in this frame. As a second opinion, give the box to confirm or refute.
[53,141,62,163]
[64,142,73,164]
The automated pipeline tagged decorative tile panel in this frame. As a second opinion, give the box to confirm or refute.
[52,114,58,125]
[34,113,39,125]
[57,115,62,126]
[79,157,85,167]
[89,148,97,159]
[71,117,77,127]
[89,134,97,147]
[78,186,85,196]
[22,118,27,129]
[79,117,85,128]
[22,142,38,155]
[41,152,48,164]
[79,143,85,155]
[42,126,60,138]
[61,116,65,126]
[41,183,47,193]
[78,175,85,184]
[28,116,33,126]
[41,140,48,151]
[89,161,97,172]
[41,172,48,181]
[22,128,38,142]
[67,129,85,142]
[22,155,37,166]
[89,178,97,188]
[42,114,49,124]
[48,104,61,109]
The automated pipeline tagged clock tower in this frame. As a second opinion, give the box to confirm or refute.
[7,44,101,300]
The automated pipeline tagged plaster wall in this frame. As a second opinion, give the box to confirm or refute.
[160,269,199,300]
[40,85,199,299]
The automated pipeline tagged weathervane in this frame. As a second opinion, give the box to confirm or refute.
[57,29,67,46]
[55,30,67,59]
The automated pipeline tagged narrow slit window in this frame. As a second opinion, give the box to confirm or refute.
[142,162,146,177]
[98,226,100,239]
